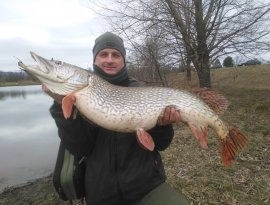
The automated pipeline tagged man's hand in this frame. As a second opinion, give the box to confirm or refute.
[157,106,181,126]
[42,85,64,104]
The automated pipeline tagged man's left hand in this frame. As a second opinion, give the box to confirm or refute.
[157,106,181,126]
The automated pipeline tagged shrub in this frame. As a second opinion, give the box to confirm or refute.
[223,56,234,67]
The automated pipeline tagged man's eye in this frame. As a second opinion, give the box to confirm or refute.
[113,53,121,58]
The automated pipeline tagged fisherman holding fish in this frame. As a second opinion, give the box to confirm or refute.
[44,32,189,204]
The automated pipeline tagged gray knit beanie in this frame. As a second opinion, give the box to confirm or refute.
[93,32,126,62]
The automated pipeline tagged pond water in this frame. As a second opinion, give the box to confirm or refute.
[0,85,59,192]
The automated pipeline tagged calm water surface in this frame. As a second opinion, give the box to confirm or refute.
[0,85,59,192]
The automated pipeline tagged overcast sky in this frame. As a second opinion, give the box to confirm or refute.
[0,0,110,72]
[1,0,270,73]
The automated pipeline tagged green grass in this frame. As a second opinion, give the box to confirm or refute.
[162,70,270,205]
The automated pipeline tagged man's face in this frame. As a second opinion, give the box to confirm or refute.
[94,48,125,75]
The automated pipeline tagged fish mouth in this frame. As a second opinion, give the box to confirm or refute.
[18,51,64,84]
[18,51,51,75]
[17,61,39,80]
[18,61,27,70]
[18,51,90,95]
[30,51,51,74]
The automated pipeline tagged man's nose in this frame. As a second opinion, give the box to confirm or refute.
[106,54,114,63]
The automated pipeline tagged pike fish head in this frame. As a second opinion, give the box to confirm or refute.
[18,51,89,95]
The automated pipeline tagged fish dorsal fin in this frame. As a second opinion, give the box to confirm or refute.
[191,88,230,114]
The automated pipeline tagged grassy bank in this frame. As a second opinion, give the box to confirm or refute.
[0,176,66,205]
[163,87,270,205]
[0,65,269,204]
[164,65,270,204]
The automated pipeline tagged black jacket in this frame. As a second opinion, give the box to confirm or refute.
[50,77,174,205]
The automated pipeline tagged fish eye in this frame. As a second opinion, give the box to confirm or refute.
[55,60,62,65]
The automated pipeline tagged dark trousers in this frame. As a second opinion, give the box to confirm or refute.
[138,183,189,205]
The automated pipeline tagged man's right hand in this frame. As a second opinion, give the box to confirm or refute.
[157,106,181,126]
[42,85,64,104]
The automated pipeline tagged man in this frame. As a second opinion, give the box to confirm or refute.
[44,32,188,205]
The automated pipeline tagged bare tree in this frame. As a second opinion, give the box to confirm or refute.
[90,0,270,87]
[127,31,170,86]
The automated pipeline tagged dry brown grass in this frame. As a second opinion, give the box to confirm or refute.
[163,64,270,205]
[211,64,270,90]
[166,64,270,90]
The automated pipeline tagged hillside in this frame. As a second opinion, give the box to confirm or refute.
[166,64,270,90]
[211,64,270,90]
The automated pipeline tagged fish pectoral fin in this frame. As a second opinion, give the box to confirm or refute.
[62,94,76,119]
[136,128,155,151]
[188,123,209,149]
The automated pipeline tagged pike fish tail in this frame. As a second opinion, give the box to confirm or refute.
[191,89,248,166]
[221,127,248,167]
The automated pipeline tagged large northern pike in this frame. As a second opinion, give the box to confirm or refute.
[18,52,248,167]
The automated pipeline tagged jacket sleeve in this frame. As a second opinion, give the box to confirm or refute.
[148,124,174,151]
[50,101,97,157]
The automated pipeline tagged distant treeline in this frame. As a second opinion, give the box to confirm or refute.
[0,71,38,82]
